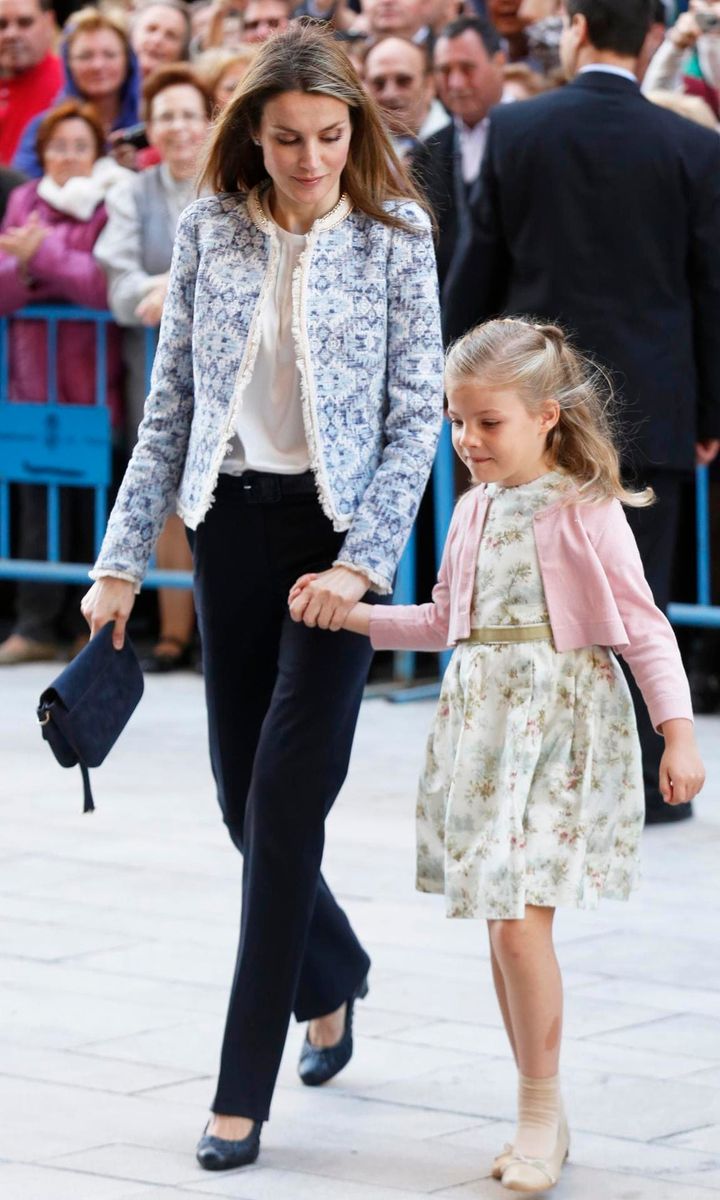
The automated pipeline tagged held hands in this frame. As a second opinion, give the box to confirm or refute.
[80,578,137,650]
[288,566,370,633]
[658,719,705,806]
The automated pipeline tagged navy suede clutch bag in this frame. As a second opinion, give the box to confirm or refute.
[37,624,144,813]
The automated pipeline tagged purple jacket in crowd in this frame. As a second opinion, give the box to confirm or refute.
[0,179,123,426]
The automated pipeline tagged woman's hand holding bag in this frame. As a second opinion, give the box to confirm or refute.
[81,577,137,648]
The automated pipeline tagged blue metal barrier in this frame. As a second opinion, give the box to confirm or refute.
[667,465,720,629]
[0,304,188,589]
[1,305,718,682]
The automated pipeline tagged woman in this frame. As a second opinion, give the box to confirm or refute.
[13,7,142,179]
[94,63,213,672]
[0,101,124,667]
[82,22,443,1168]
[201,46,258,112]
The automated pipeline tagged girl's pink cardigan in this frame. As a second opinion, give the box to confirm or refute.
[369,484,693,732]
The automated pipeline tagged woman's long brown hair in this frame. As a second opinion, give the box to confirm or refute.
[199,20,428,232]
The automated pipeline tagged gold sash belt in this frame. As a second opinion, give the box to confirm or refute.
[461,623,554,645]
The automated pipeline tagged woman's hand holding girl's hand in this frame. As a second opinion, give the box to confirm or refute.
[288,566,369,632]
[80,578,137,650]
[659,718,705,805]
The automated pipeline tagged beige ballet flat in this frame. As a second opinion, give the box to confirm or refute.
[492,1144,514,1180]
[501,1116,569,1193]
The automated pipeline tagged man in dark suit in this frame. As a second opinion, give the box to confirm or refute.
[443,0,720,824]
[422,15,505,285]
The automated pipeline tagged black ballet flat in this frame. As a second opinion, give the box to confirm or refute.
[195,1120,262,1171]
[298,976,369,1087]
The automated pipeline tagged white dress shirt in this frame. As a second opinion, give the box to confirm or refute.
[455,116,489,185]
[222,212,310,476]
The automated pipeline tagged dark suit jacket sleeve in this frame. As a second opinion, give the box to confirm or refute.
[689,137,720,441]
[441,117,511,344]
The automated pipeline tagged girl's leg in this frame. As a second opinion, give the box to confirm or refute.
[487,927,518,1064]
[488,906,564,1164]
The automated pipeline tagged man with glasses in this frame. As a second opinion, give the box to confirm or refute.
[0,0,62,164]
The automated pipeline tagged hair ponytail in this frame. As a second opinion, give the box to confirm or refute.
[445,318,654,508]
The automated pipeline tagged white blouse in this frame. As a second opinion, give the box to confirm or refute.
[221,215,310,476]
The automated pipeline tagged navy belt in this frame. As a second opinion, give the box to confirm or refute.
[218,470,316,504]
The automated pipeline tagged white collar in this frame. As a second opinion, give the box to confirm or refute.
[454,116,489,139]
[577,63,637,84]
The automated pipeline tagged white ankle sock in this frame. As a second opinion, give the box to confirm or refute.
[513,1072,561,1161]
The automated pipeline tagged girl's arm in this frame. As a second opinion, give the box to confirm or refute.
[289,503,458,649]
[593,502,705,804]
[343,601,373,637]
[594,500,693,730]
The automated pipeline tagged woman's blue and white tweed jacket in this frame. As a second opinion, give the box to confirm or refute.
[92,185,444,593]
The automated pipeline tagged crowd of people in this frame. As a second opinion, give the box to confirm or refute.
[0,0,718,692]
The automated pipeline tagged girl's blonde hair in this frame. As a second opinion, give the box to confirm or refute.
[445,318,654,508]
[199,20,428,233]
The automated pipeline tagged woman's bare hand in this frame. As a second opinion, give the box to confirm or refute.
[80,578,137,649]
[288,566,369,631]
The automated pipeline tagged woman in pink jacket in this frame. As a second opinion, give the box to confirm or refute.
[0,99,123,666]
[290,318,706,1195]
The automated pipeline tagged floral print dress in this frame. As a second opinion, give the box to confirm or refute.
[416,471,645,919]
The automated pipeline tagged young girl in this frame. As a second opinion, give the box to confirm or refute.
[289,318,706,1193]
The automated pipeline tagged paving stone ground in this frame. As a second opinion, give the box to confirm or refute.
[1,663,719,1200]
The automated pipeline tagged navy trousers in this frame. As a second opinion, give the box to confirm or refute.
[192,473,377,1121]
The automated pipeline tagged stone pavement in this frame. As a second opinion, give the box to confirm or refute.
[1,663,719,1200]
